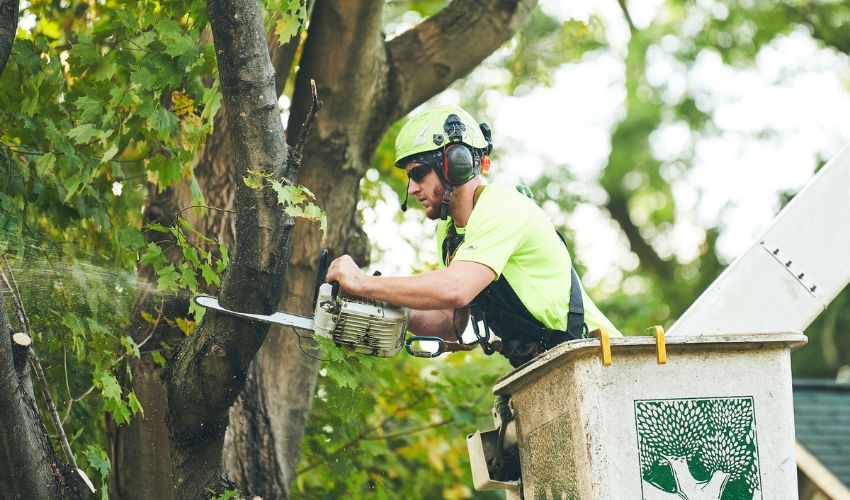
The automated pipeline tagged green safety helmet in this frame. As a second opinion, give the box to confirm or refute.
[393,105,491,168]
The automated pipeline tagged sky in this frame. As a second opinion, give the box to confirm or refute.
[366,0,850,294]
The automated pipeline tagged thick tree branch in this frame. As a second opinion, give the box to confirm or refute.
[606,193,673,282]
[163,0,305,496]
[385,0,538,122]
[286,0,385,147]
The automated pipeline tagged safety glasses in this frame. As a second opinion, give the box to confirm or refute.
[407,164,432,183]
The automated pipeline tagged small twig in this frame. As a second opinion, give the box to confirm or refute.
[293,79,322,156]
[361,418,456,441]
[617,0,637,33]
[0,258,29,333]
[30,346,77,469]
[174,205,236,218]
[294,417,460,477]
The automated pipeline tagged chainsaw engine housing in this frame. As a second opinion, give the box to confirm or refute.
[312,283,409,357]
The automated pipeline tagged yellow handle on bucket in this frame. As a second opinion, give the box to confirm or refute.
[589,329,611,366]
[646,326,667,365]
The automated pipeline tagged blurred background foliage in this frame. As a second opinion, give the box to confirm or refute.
[1,0,849,498]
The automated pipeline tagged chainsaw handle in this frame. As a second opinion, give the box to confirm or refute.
[405,336,445,358]
[331,280,340,299]
[314,249,331,309]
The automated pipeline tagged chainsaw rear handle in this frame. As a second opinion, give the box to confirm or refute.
[405,336,445,358]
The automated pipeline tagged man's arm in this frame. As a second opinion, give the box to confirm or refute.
[325,255,495,310]
[409,307,470,340]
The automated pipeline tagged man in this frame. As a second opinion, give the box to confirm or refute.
[326,105,620,366]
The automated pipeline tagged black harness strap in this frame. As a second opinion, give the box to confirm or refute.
[441,186,587,366]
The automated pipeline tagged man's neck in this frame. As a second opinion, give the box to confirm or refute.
[448,178,483,228]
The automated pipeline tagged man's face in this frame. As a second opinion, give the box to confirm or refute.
[404,162,445,220]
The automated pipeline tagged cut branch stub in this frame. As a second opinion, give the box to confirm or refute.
[11,332,31,347]
[11,332,31,377]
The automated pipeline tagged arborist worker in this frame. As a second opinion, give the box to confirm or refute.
[326,105,621,367]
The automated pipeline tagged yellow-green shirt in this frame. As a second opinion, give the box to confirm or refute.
[437,184,621,336]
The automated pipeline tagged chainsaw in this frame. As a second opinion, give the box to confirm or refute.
[194,250,411,357]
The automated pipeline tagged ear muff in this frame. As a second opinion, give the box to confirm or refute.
[442,144,475,185]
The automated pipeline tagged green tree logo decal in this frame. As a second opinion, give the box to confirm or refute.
[635,397,761,499]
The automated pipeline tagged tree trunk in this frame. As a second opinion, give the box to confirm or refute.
[0,285,63,498]
[664,455,730,499]
[0,0,19,78]
[109,14,303,500]
[162,0,301,496]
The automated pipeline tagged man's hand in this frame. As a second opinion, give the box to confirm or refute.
[326,255,368,295]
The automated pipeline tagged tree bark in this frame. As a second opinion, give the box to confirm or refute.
[0,286,63,499]
[0,0,19,78]
[162,0,300,496]
[109,11,304,500]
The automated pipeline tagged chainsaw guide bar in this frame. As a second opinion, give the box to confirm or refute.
[193,295,315,331]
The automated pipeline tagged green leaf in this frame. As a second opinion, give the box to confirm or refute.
[101,144,120,164]
[271,181,306,206]
[148,154,183,187]
[179,262,199,293]
[329,367,357,390]
[151,351,167,368]
[70,35,99,67]
[83,444,111,478]
[274,0,306,45]
[156,265,180,293]
[182,245,201,268]
[117,227,146,250]
[120,335,141,358]
[94,58,118,81]
[76,95,104,124]
[63,174,82,202]
[201,263,220,286]
[303,203,323,220]
[35,152,56,176]
[150,107,178,134]
[96,371,122,404]
[68,123,100,144]
[200,84,222,122]
[146,222,171,233]
[243,175,263,190]
[139,242,164,266]
[189,298,206,323]
[128,391,144,416]
[284,204,304,217]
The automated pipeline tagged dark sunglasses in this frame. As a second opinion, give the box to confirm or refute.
[407,164,433,183]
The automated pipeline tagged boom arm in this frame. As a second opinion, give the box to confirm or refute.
[669,143,850,336]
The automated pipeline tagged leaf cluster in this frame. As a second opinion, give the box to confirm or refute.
[293,341,509,499]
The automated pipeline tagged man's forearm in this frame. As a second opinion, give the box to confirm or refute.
[409,308,470,340]
[325,256,494,310]
[360,269,470,310]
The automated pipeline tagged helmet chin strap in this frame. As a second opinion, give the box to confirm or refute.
[440,185,454,220]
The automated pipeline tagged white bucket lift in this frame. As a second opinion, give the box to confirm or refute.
[468,143,850,498]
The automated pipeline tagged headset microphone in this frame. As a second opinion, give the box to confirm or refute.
[401,179,410,212]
